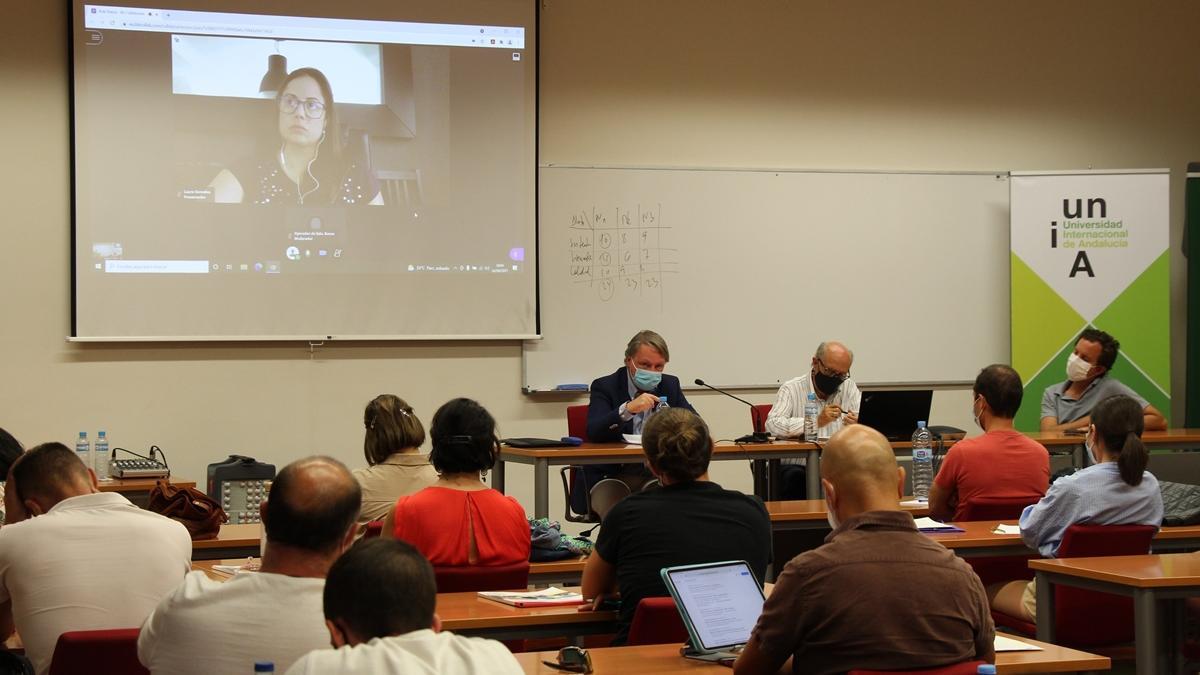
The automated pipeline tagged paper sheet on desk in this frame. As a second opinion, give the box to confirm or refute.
[913,517,965,533]
[992,523,1022,535]
[622,434,642,445]
[900,499,927,508]
[994,634,1042,652]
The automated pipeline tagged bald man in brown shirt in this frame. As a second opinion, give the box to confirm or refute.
[734,426,994,675]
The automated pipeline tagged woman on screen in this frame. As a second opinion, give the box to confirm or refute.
[209,67,380,205]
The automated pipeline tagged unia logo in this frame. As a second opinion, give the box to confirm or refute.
[1048,197,1128,278]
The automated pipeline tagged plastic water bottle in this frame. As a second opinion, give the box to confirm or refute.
[75,432,91,471]
[803,392,818,442]
[253,663,274,673]
[976,665,997,675]
[94,431,110,481]
[912,421,933,500]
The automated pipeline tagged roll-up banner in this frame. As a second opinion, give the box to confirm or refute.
[1010,169,1170,431]
[1186,163,1200,427]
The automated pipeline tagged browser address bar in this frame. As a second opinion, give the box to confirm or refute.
[84,5,525,48]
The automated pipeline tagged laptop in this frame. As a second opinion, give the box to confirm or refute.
[659,560,765,662]
[856,389,934,441]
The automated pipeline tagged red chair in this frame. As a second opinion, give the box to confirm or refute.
[433,561,530,593]
[751,404,773,434]
[847,662,986,675]
[566,405,589,441]
[562,405,600,523]
[991,523,1157,648]
[49,628,146,675]
[958,495,1038,521]
[626,597,689,646]
[957,495,1040,587]
[363,520,384,538]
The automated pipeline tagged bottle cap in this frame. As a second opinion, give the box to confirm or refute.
[659,395,668,402]
[98,431,106,437]
[254,663,275,673]
[808,392,816,400]
[917,421,927,428]
[976,666,997,675]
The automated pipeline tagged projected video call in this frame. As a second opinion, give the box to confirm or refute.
[72,2,536,338]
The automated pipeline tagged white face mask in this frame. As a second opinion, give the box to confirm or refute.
[972,397,985,431]
[825,499,840,530]
[1086,426,1099,462]
[1066,353,1093,382]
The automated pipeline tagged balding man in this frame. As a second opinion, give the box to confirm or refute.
[138,457,362,674]
[765,341,862,498]
[0,443,191,675]
[734,426,994,675]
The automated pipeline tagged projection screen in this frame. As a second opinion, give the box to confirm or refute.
[70,1,537,340]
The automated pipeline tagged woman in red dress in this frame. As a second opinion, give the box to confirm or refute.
[383,398,530,566]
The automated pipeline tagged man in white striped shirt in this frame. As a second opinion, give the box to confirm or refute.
[765,341,862,498]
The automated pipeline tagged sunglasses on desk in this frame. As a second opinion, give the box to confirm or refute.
[542,645,593,673]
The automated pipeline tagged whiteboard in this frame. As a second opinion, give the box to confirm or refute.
[525,166,1011,391]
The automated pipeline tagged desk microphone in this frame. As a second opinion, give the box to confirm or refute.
[694,379,771,443]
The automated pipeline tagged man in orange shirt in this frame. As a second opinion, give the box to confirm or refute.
[929,364,1049,522]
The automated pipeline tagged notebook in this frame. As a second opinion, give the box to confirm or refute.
[660,560,765,660]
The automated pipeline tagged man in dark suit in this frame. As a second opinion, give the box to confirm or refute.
[576,330,696,516]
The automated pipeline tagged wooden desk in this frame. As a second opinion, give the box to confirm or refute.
[496,441,814,519]
[924,520,1200,557]
[97,476,195,508]
[1027,428,1200,467]
[766,498,929,531]
[436,591,617,641]
[191,523,261,560]
[511,635,1110,674]
[1030,552,1200,674]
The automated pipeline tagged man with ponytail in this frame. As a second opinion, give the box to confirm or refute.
[989,394,1164,622]
[580,408,770,646]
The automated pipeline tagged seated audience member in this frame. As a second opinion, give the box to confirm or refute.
[765,340,862,499]
[1041,328,1166,432]
[0,428,24,525]
[929,364,1049,522]
[733,426,994,675]
[138,456,361,674]
[581,330,697,514]
[353,395,437,531]
[286,538,522,674]
[990,394,1163,622]
[383,398,530,566]
[581,408,771,645]
[0,443,191,675]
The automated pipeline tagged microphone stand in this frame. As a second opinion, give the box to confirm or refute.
[694,379,771,443]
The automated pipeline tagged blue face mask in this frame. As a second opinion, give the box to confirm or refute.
[633,368,662,391]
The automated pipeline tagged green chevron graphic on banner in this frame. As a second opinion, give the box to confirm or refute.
[1015,337,1171,431]
[1092,250,1171,394]
[1011,252,1086,383]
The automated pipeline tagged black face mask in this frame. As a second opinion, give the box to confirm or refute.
[812,371,843,399]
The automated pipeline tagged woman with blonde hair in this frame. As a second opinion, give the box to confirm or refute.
[352,395,437,531]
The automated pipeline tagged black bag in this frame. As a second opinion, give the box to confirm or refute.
[1160,480,1200,526]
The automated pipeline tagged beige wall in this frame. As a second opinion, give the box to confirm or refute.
[2,1,1198,531]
